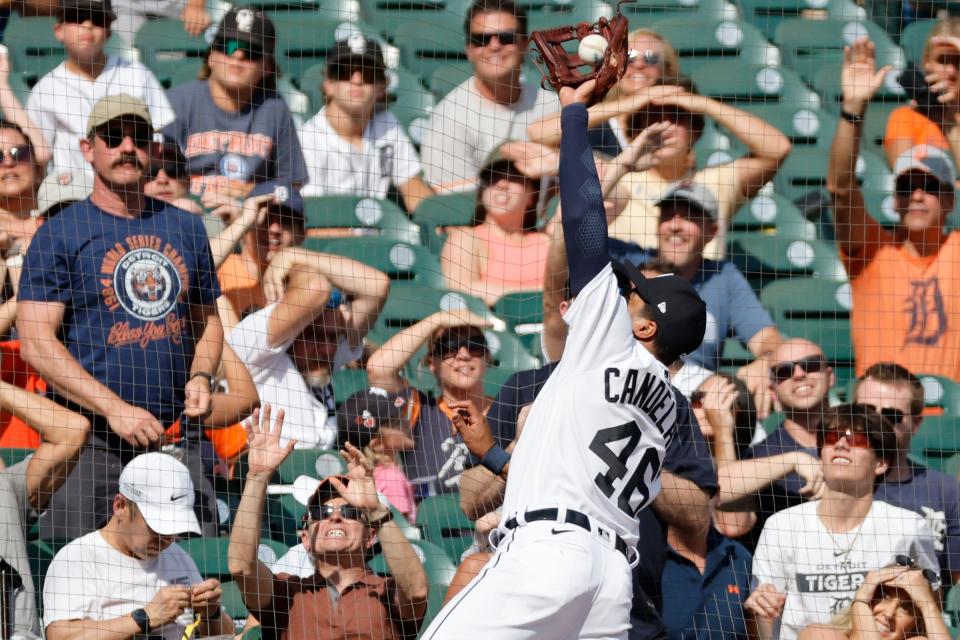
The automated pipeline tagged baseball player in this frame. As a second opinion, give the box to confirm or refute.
[420,81,708,639]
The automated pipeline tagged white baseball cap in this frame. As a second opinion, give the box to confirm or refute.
[894,145,958,187]
[118,453,202,536]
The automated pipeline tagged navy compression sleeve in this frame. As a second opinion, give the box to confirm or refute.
[560,103,609,295]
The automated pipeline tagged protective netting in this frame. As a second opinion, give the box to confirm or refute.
[0,0,957,638]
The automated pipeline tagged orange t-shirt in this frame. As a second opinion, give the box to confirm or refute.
[217,252,265,318]
[0,341,45,449]
[842,230,960,379]
[884,107,950,156]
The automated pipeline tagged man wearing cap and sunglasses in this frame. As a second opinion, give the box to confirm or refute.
[43,452,235,640]
[421,78,706,637]
[855,362,960,586]
[17,94,224,540]
[299,35,434,213]
[829,38,960,380]
[748,404,938,640]
[27,0,174,177]
[228,405,429,640]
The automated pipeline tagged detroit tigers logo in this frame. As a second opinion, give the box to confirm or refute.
[904,277,947,346]
[114,248,182,321]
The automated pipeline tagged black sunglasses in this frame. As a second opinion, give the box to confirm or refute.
[432,334,488,359]
[895,173,944,199]
[895,554,941,590]
[330,63,382,84]
[61,9,112,27]
[96,122,153,149]
[0,144,32,165]
[771,355,827,384]
[214,38,265,61]
[877,407,908,425]
[468,31,520,47]
[308,503,367,523]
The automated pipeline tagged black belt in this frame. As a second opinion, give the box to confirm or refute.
[504,508,630,559]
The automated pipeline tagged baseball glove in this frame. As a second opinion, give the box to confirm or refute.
[530,0,635,106]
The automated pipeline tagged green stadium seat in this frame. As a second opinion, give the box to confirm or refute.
[812,62,907,113]
[910,415,960,471]
[395,16,470,79]
[738,103,838,147]
[946,584,960,626]
[0,448,33,467]
[730,193,818,238]
[485,328,541,371]
[274,449,346,484]
[178,537,288,581]
[333,368,371,403]
[772,147,890,201]
[526,4,608,32]
[303,196,421,243]
[426,61,474,100]
[759,277,853,362]
[619,0,734,25]
[297,63,326,113]
[220,580,248,620]
[736,0,863,39]
[416,493,474,561]
[232,0,363,20]
[374,281,490,335]
[693,126,747,170]
[304,236,446,286]
[240,624,263,640]
[493,291,544,330]
[384,68,435,144]
[774,18,905,84]
[648,18,779,74]
[690,61,819,106]
[860,102,899,158]
[917,374,960,414]
[27,538,56,599]
[134,19,210,87]
[412,191,477,253]
[359,0,469,43]
[899,19,936,65]
[728,234,848,289]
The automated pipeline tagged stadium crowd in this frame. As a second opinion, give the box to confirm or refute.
[0,0,957,638]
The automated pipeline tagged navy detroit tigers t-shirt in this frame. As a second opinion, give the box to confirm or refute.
[19,197,221,424]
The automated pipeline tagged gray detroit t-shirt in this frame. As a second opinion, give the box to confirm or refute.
[164,80,308,198]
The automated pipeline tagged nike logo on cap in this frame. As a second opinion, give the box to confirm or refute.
[551,528,571,535]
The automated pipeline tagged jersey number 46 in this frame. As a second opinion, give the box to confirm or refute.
[589,421,662,517]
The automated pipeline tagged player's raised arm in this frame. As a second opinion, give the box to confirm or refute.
[559,80,609,295]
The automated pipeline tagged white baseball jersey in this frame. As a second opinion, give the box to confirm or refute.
[501,263,678,547]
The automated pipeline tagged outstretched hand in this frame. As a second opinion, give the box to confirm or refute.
[841,38,891,115]
[559,79,598,108]
[245,404,296,476]
[449,399,495,458]
[327,443,383,514]
[619,121,678,172]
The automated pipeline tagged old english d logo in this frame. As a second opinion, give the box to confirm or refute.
[905,277,947,346]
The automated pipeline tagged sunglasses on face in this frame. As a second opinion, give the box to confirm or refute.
[629,49,662,67]
[61,9,111,27]
[821,427,872,449]
[895,173,943,198]
[895,554,941,589]
[308,503,367,522]
[468,31,519,47]
[330,64,382,84]
[877,407,908,426]
[215,38,265,61]
[771,355,827,384]
[432,334,488,359]
[96,122,153,149]
[0,144,32,165]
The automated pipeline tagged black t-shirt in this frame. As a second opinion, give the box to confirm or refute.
[487,362,719,639]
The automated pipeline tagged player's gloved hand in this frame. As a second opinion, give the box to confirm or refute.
[448,399,495,458]
[244,404,296,476]
[744,583,786,621]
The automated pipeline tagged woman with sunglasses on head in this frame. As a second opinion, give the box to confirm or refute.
[798,561,950,640]
[367,309,495,498]
[164,7,307,212]
[747,404,939,640]
[527,28,683,155]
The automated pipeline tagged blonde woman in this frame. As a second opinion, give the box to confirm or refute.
[527,28,682,155]
[796,562,949,640]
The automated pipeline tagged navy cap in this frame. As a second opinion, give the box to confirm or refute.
[248,181,305,220]
[615,260,707,364]
[336,387,410,449]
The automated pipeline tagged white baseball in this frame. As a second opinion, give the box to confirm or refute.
[578,34,608,64]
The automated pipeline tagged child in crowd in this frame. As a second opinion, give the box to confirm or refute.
[337,387,418,523]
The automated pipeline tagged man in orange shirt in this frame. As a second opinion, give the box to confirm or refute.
[829,38,960,380]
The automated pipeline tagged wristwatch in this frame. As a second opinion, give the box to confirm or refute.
[131,608,151,634]
[189,371,217,391]
[367,509,394,526]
